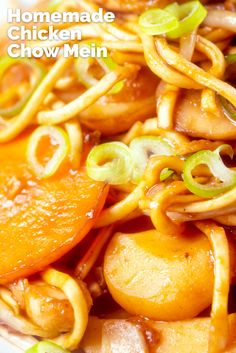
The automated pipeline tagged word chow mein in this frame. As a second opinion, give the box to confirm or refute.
[1,0,236,352]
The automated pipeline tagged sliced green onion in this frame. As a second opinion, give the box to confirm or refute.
[214,144,234,159]
[129,136,173,182]
[219,95,236,123]
[0,57,46,118]
[138,8,179,35]
[27,126,70,179]
[160,168,174,182]
[76,44,124,94]
[97,55,124,94]
[165,1,207,39]
[86,142,134,185]
[183,145,236,198]
[225,54,236,64]
[138,1,206,38]
[26,341,70,353]
[48,0,63,12]
[0,57,46,116]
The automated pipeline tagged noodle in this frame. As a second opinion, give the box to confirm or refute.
[141,33,202,89]
[156,82,180,129]
[148,181,186,235]
[196,36,226,113]
[0,57,72,142]
[180,29,197,61]
[95,181,145,227]
[37,64,138,124]
[122,117,190,146]
[42,268,90,350]
[65,120,83,168]
[196,222,230,353]
[1,1,236,352]
[170,186,236,214]
[156,37,236,107]
[204,28,234,43]
[111,51,147,66]
[96,156,184,227]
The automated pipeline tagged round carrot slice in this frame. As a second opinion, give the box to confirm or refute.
[0,132,108,284]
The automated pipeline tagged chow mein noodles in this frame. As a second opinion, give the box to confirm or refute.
[1,0,236,352]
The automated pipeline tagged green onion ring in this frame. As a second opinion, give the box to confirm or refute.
[26,340,70,353]
[165,1,207,39]
[138,8,179,35]
[183,145,236,198]
[76,44,124,94]
[86,142,134,185]
[0,57,46,118]
[225,54,236,64]
[27,126,70,179]
[129,136,173,182]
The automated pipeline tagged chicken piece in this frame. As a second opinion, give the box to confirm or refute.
[175,90,236,140]
[9,280,74,337]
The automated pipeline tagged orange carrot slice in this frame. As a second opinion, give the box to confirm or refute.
[0,131,108,284]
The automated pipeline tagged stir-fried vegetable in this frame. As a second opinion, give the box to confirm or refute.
[76,45,124,94]
[87,137,174,185]
[165,1,207,39]
[129,136,173,182]
[104,229,214,321]
[225,54,236,64]
[42,268,90,350]
[139,1,206,38]
[183,145,236,197]
[27,126,70,179]
[86,141,134,185]
[23,282,74,335]
[0,57,46,117]
[139,8,179,35]
[26,341,70,353]
[0,132,108,283]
